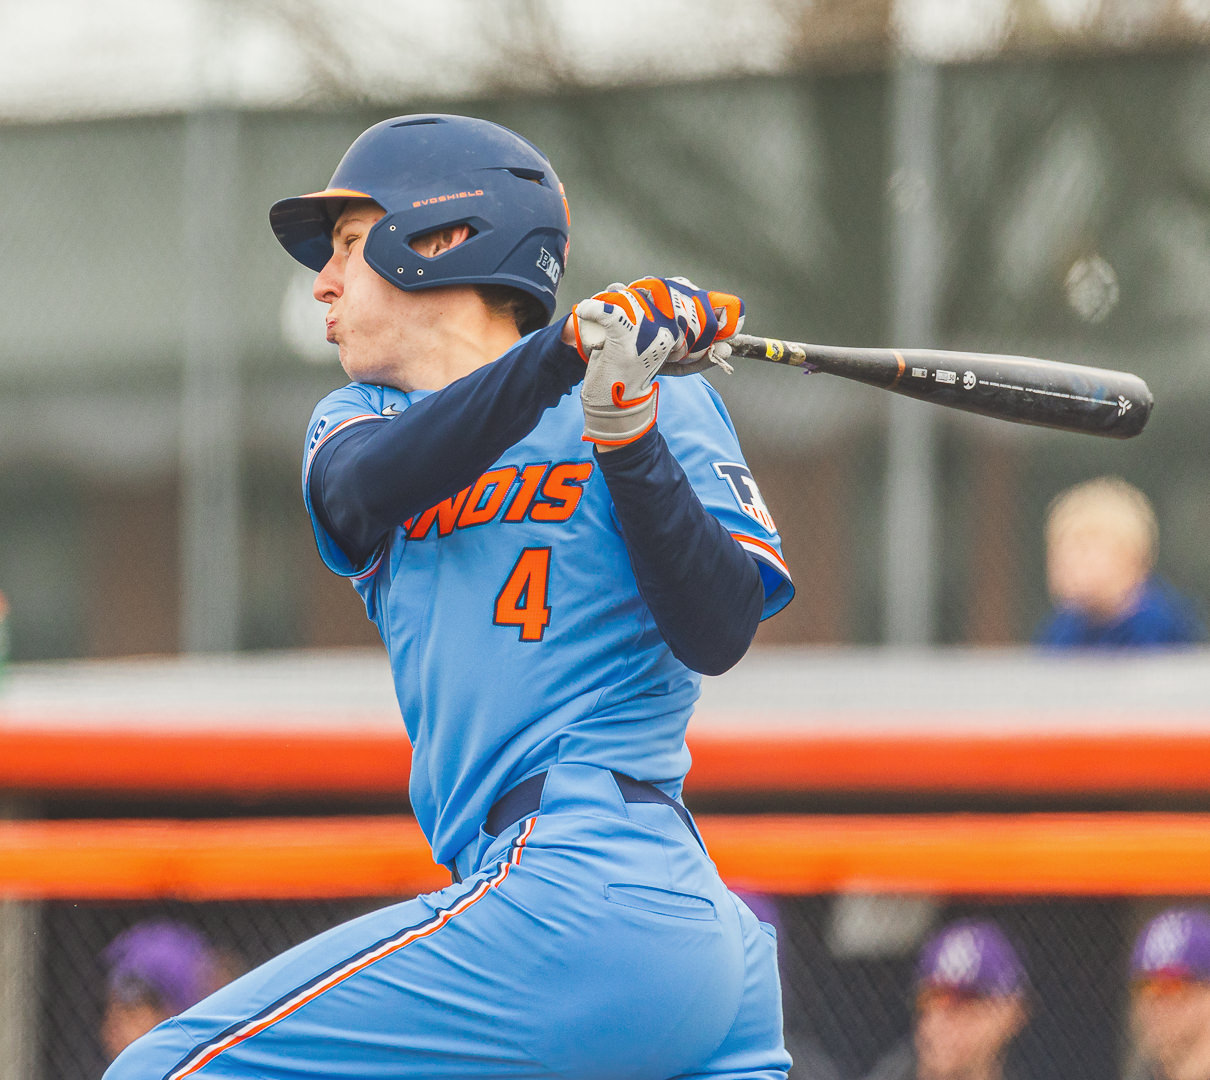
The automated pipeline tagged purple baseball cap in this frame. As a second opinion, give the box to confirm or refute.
[102,919,219,1015]
[1131,908,1210,983]
[916,920,1027,998]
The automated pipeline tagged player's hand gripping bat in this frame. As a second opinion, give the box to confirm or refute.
[725,334,1152,439]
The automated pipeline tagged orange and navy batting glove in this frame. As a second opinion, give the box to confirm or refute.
[572,284,678,447]
[627,276,745,375]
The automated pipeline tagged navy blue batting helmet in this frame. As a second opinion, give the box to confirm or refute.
[269,114,571,325]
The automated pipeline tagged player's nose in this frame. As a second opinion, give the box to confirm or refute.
[313,257,343,303]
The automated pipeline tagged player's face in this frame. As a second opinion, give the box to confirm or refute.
[313,202,455,388]
[1133,980,1210,1079]
[913,991,1025,1080]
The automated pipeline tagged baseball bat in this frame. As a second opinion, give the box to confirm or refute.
[726,333,1152,439]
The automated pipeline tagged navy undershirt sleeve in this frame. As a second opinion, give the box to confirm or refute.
[310,323,585,566]
[595,428,764,676]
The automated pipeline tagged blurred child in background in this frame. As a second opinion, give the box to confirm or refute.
[1035,476,1205,648]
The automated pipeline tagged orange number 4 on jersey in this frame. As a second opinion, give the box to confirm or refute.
[494,548,552,642]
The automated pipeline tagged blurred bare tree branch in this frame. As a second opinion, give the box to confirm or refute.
[247,0,1210,110]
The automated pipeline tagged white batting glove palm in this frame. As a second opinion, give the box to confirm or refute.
[572,285,677,447]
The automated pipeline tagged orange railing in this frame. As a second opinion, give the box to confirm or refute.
[4,813,1210,900]
[3,726,1210,797]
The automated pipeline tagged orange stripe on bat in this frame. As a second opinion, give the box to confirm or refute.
[891,351,906,387]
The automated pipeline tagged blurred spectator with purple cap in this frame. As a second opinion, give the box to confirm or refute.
[100,919,227,1060]
[1129,907,1210,1080]
[862,919,1029,1080]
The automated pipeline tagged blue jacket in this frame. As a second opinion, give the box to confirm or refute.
[1034,577,1206,649]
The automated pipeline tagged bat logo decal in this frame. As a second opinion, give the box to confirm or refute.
[1118,396,1132,416]
[963,371,977,390]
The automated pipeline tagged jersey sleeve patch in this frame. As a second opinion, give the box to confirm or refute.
[713,462,777,534]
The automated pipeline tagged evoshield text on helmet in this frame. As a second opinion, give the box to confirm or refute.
[269,114,571,326]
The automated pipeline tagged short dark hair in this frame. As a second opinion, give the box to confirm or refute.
[475,284,549,336]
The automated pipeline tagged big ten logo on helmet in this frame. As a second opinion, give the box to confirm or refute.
[536,248,561,286]
[713,463,777,533]
[404,460,592,540]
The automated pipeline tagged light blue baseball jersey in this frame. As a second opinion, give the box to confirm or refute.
[302,348,792,870]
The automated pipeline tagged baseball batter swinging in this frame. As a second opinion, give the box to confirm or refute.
[104,113,794,1080]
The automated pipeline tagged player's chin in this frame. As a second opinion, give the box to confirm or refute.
[337,348,381,384]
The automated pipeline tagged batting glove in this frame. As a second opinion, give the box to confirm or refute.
[572,284,677,447]
[627,276,745,376]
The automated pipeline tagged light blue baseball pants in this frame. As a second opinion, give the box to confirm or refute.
[103,764,791,1080]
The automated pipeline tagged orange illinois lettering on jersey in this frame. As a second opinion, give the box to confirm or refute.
[458,467,519,528]
[405,488,472,540]
[502,464,549,522]
[405,460,594,539]
[530,462,593,522]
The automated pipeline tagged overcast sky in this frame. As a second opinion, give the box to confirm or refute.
[4,0,1209,123]
[0,0,799,122]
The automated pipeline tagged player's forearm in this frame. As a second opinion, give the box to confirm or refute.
[313,324,585,564]
[597,428,764,676]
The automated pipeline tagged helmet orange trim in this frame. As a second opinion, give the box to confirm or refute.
[298,188,374,200]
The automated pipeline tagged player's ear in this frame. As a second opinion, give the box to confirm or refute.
[411,224,473,258]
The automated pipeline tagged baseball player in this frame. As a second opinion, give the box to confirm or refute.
[1129,907,1210,1080]
[103,114,794,1079]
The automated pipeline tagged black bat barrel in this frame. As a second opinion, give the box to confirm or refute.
[728,335,1153,439]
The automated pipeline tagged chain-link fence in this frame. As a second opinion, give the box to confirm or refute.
[9,891,1199,1080]
[33,898,385,1080]
[776,894,1137,1080]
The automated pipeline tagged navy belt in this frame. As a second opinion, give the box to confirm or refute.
[450,770,701,883]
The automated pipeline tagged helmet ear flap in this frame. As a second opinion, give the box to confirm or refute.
[362,212,494,288]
